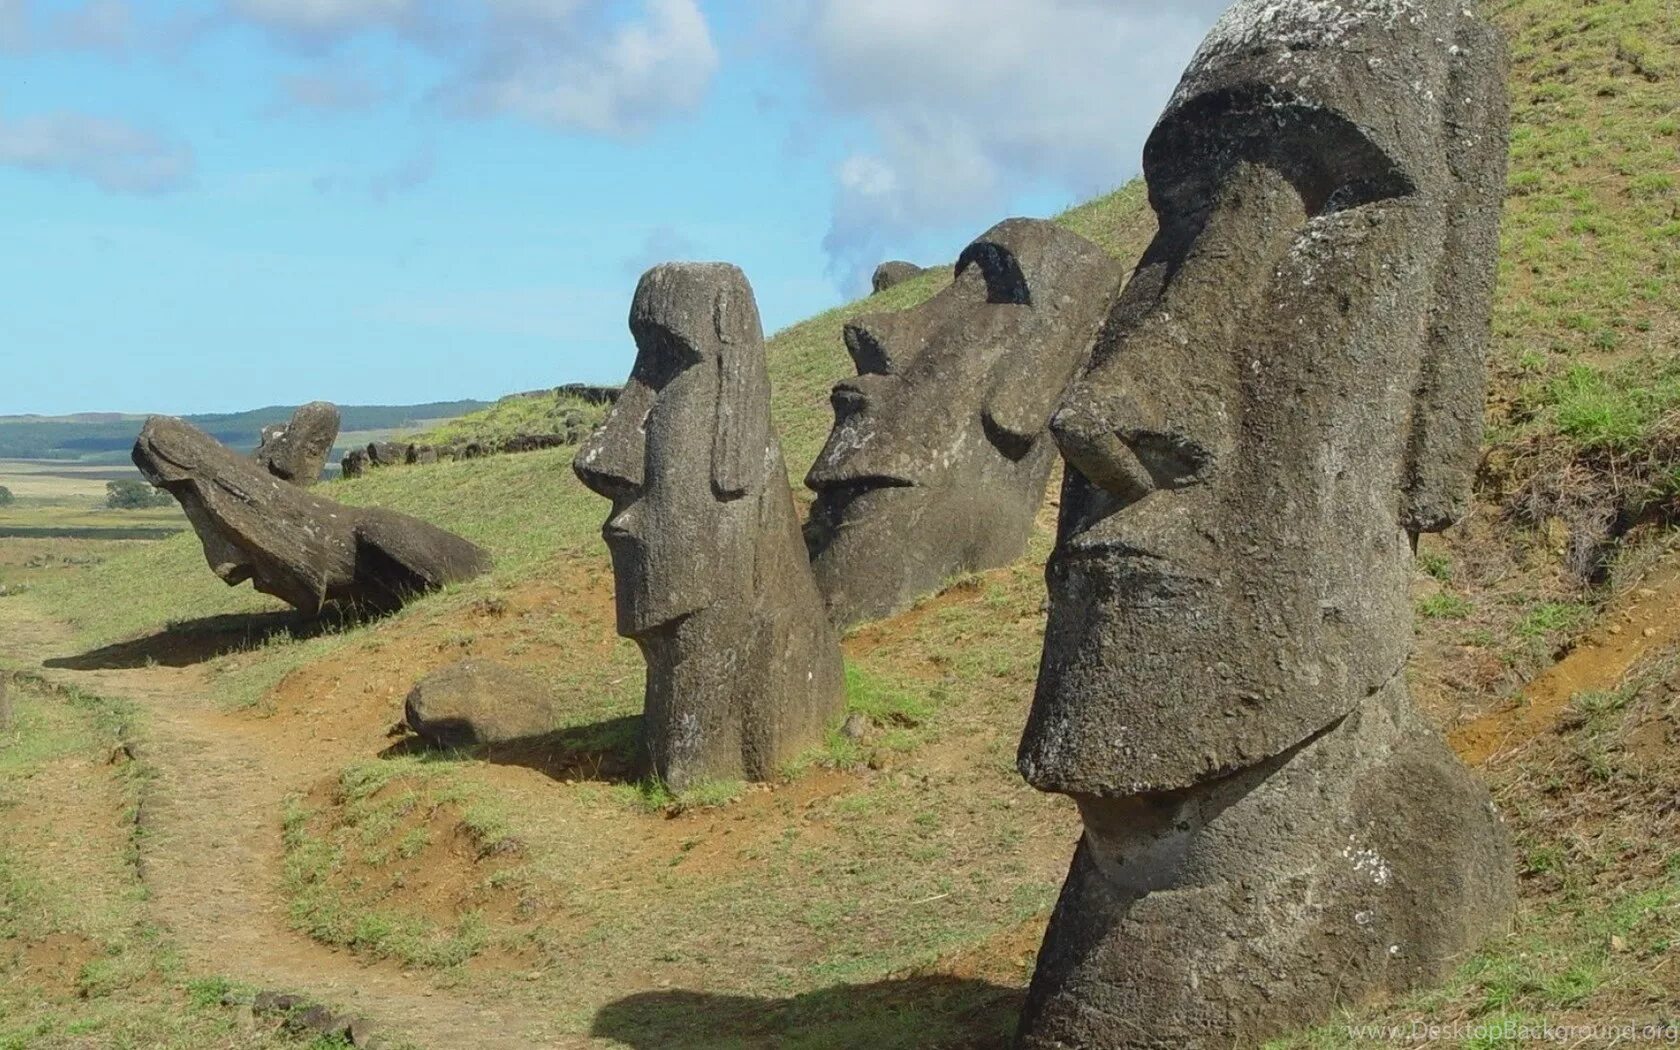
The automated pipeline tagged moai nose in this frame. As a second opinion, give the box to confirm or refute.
[573,386,649,502]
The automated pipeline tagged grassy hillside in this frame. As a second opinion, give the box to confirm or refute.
[5,1,1678,1046]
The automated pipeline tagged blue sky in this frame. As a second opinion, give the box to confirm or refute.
[0,0,1229,416]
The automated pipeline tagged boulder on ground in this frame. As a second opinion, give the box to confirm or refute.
[404,660,560,748]
[366,442,407,468]
[871,261,928,293]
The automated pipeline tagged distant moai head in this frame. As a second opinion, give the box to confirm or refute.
[1019,0,1510,796]
[806,219,1121,627]
[574,263,774,639]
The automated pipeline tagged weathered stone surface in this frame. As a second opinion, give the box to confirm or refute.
[366,442,406,468]
[806,219,1122,627]
[253,401,340,486]
[870,260,927,293]
[405,660,559,748]
[1015,2,1514,1045]
[575,263,844,789]
[135,416,491,615]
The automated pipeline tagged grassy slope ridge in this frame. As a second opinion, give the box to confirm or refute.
[0,400,491,462]
[10,0,1679,1045]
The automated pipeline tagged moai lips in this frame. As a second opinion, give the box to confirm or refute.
[805,219,1123,628]
[1015,2,1516,1046]
[574,263,844,790]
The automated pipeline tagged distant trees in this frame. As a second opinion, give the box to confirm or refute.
[0,485,12,506]
[106,480,172,510]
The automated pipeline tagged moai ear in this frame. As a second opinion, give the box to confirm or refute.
[1400,14,1508,535]
[709,280,772,500]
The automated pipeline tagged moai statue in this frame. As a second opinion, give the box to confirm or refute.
[135,417,490,615]
[254,401,341,486]
[806,220,1123,628]
[1014,2,1514,1046]
[574,264,845,789]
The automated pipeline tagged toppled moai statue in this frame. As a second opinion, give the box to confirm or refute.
[870,260,927,294]
[135,416,491,615]
[253,401,340,486]
[1014,2,1514,1046]
[574,263,844,789]
[366,442,407,469]
[806,220,1122,627]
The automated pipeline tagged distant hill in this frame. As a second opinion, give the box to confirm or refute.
[0,401,492,461]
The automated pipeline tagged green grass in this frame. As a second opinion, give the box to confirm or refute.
[415,390,610,448]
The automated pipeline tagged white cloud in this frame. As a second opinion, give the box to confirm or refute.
[619,224,701,277]
[0,110,194,194]
[273,67,390,113]
[56,0,136,53]
[436,0,718,137]
[779,0,1230,288]
[226,0,718,138]
[226,0,415,40]
[0,0,30,51]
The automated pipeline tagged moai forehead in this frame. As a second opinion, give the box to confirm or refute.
[1145,0,1480,218]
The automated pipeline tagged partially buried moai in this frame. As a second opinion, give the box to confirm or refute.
[253,401,341,486]
[805,219,1122,628]
[574,263,844,789]
[1015,1,1515,1046]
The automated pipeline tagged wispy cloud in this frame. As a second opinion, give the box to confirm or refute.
[0,110,194,194]
[271,67,391,114]
[225,0,719,138]
[313,144,436,201]
[773,0,1229,290]
[619,224,701,278]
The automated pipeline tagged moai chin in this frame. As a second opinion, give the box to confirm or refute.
[574,263,845,790]
[806,219,1123,628]
[1014,2,1515,1045]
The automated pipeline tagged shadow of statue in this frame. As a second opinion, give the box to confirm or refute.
[380,714,643,785]
[591,975,1021,1050]
[44,602,382,670]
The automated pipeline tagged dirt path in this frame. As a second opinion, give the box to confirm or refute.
[1451,556,1680,767]
[0,603,569,1050]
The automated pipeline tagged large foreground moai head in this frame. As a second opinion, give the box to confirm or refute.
[1014,2,1514,1045]
[254,401,340,486]
[805,220,1122,627]
[574,264,844,789]
[136,417,490,614]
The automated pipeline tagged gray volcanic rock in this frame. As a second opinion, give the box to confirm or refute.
[806,219,1122,627]
[253,401,340,486]
[405,660,558,748]
[574,263,845,789]
[135,416,491,615]
[339,448,367,479]
[1015,1,1515,1045]
[870,260,927,293]
[366,442,406,468]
